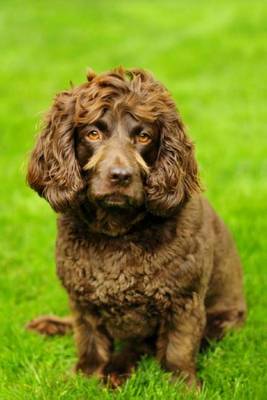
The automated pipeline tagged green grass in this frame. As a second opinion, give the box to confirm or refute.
[1,0,267,398]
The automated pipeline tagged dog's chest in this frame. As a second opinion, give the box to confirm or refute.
[57,239,173,315]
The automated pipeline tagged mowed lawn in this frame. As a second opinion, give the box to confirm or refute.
[0,1,267,399]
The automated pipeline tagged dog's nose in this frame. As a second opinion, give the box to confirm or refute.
[109,167,133,186]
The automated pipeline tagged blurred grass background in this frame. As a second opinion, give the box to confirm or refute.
[0,0,267,399]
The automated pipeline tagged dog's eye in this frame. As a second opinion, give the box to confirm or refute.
[136,132,151,145]
[86,129,102,142]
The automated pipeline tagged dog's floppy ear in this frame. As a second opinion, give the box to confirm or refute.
[145,116,201,216]
[27,90,84,212]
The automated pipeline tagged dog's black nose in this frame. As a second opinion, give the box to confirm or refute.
[109,167,132,186]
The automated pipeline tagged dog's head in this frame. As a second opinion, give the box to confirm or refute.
[27,68,201,217]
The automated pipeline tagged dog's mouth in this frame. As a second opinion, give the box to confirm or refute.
[95,193,137,210]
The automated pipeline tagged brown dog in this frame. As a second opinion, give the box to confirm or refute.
[27,67,246,388]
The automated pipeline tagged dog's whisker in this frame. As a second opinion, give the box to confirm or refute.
[134,151,150,176]
[83,147,105,171]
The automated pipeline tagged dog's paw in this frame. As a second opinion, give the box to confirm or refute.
[75,361,105,380]
[170,370,202,392]
[26,315,73,336]
[105,372,131,388]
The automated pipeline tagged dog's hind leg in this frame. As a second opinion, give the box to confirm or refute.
[26,315,73,336]
[202,242,246,348]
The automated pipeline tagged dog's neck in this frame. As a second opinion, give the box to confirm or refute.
[74,201,146,237]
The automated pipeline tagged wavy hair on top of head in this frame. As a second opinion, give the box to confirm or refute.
[27,67,201,215]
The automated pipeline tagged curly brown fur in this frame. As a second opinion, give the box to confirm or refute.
[27,67,246,387]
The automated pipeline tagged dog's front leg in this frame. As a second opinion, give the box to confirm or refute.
[156,294,205,388]
[72,304,113,379]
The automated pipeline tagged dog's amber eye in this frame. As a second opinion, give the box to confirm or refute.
[86,130,102,141]
[136,132,151,145]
